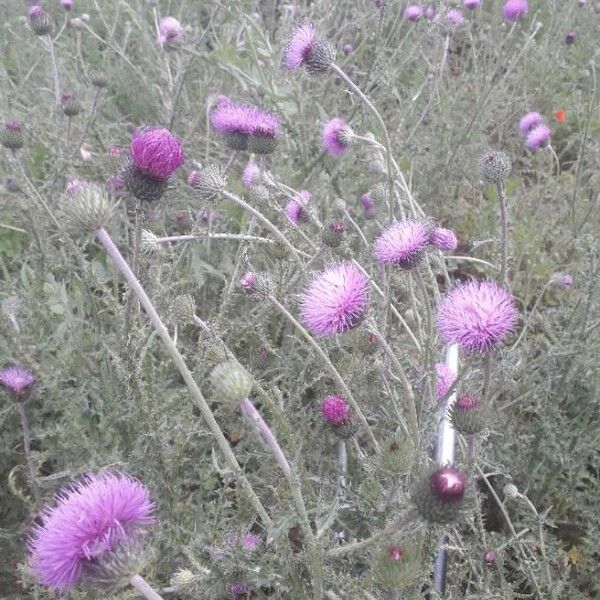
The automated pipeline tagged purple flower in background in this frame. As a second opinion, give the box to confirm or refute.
[361,192,376,218]
[343,43,353,54]
[404,5,424,21]
[242,162,260,189]
[431,227,458,251]
[158,17,182,46]
[435,363,456,400]
[64,179,84,197]
[0,365,35,398]
[464,0,480,9]
[551,273,573,287]
[445,8,464,25]
[373,219,431,269]
[525,124,551,151]
[301,262,369,336]
[321,395,350,425]
[241,532,260,551]
[322,117,353,156]
[503,0,528,21]
[285,191,311,226]
[565,31,577,45]
[518,112,544,136]
[28,5,44,18]
[130,128,184,180]
[240,272,257,294]
[187,170,201,188]
[425,6,436,20]
[28,472,155,591]
[437,280,518,353]
[60,0,74,10]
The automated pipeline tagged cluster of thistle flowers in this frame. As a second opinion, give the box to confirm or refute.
[519,111,552,152]
[395,0,529,24]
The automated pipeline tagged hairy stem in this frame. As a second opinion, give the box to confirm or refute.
[129,574,164,600]
[17,401,40,506]
[496,181,509,286]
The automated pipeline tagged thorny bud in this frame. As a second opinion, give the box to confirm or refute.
[28,6,52,36]
[61,92,82,117]
[61,183,115,233]
[321,220,345,248]
[88,68,108,88]
[210,360,253,405]
[195,165,228,204]
[478,150,512,184]
[170,294,197,325]
[1,121,24,151]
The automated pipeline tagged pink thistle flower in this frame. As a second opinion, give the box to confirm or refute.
[322,117,353,157]
[342,43,353,54]
[158,16,182,46]
[130,128,184,180]
[437,280,518,353]
[518,112,544,136]
[300,262,369,336]
[503,0,528,22]
[388,545,406,561]
[28,472,155,591]
[240,272,257,294]
[107,146,121,157]
[525,124,551,151]
[64,179,83,197]
[551,273,573,287]
[241,532,260,551]
[28,5,44,18]
[285,200,309,226]
[242,162,260,189]
[283,22,333,73]
[373,219,431,269]
[456,392,479,410]
[430,467,466,501]
[484,549,497,566]
[431,227,458,251]
[0,365,35,398]
[435,363,456,400]
[445,8,464,25]
[404,5,424,22]
[60,0,74,10]
[321,395,350,425]
[187,169,201,188]
[425,6,436,20]
[464,0,480,8]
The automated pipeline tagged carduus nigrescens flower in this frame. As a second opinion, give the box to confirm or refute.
[322,117,353,156]
[373,219,431,269]
[158,16,182,46]
[282,22,334,73]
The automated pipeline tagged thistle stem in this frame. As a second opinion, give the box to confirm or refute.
[17,401,40,506]
[43,35,61,107]
[496,181,509,286]
[94,227,272,528]
[129,574,164,600]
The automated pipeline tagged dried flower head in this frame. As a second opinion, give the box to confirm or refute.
[28,472,155,591]
[62,183,115,232]
[518,112,544,136]
[283,22,334,74]
[525,124,551,151]
[503,0,528,21]
[431,227,458,251]
[300,262,369,336]
[130,128,184,181]
[322,118,353,156]
[373,220,431,269]
[437,280,518,353]
[0,365,35,399]
[478,150,512,183]
[158,16,183,46]
[210,361,253,405]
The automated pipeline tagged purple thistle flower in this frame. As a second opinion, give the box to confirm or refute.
[283,22,318,70]
[565,31,577,45]
[503,0,528,21]
[0,365,35,398]
[404,5,424,21]
[435,363,456,400]
[242,162,260,189]
[437,280,518,353]
[425,6,436,20]
[158,16,182,46]
[343,43,353,54]
[431,227,458,251]
[464,0,480,8]
[241,531,260,551]
[285,200,308,226]
[60,0,74,10]
[518,112,544,136]
[551,273,573,287]
[445,8,464,25]
[240,272,257,294]
[322,117,353,156]
[130,128,184,180]
[28,472,155,591]
[456,392,479,410]
[64,179,84,197]
[300,262,369,336]
[226,582,252,598]
[361,192,376,218]
[373,219,431,269]
[321,395,350,425]
[430,467,466,501]
[525,124,551,151]
[187,170,201,188]
[484,549,497,566]
[28,5,44,18]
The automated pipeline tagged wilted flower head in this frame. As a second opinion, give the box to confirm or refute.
[503,0,528,21]
[437,280,518,353]
[300,262,369,336]
[130,128,184,181]
[28,472,155,591]
[435,363,456,400]
[526,125,551,151]
[283,22,334,73]
[242,162,260,189]
[404,5,424,21]
[322,118,353,156]
[373,220,431,269]
[158,17,182,46]
[431,227,458,251]
[321,395,350,425]
[518,112,544,136]
[0,365,35,398]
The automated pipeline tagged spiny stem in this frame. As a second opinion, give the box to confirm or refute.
[94,227,272,528]
[129,574,164,600]
[43,35,61,106]
[496,181,509,286]
[17,402,40,506]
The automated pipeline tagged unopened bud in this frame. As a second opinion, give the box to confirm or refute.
[210,360,253,405]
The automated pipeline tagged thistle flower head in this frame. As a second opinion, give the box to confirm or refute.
[60,0,74,10]
[478,150,512,183]
[158,16,183,46]
[28,472,155,591]
[187,170,201,188]
[361,192,376,218]
[300,262,369,336]
[503,0,528,21]
[431,227,458,251]
[464,0,481,8]
[321,395,350,425]
[285,200,308,226]
[404,5,424,21]
[322,118,353,156]
[28,5,44,17]
[518,112,544,136]
[551,272,573,287]
[283,22,334,73]
[343,43,353,54]
[437,280,518,353]
[0,365,35,398]
[456,393,478,410]
[430,467,466,501]
[210,361,253,405]
[130,128,184,181]
[28,3,52,36]
[240,272,257,294]
[525,124,551,151]
[444,8,464,26]
[565,31,577,45]
[1,121,24,150]
[484,549,497,566]
[373,219,431,269]
[242,162,260,189]
[64,179,84,197]
[435,363,456,401]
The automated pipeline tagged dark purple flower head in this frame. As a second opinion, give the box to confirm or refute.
[404,5,424,21]
[0,365,34,397]
[322,117,353,156]
[518,111,544,136]
[343,43,353,54]
[565,31,577,45]
[321,395,350,425]
[525,124,551,151]
[28,472,155,591]
[130,128,184,180]
[503,0,528,21]
[430,467,466,502]
[300,262,369,336]
[464,0,480,9]
[6,121,22,132]
[361,192,376,218]
[285,190,311,226]
[484,549,497,566]
[435,363,456,401]
[437,280,518,353]
[227,582,252,598]
[431,227,458,251]
[60,0,74,10]
[373,219,431,269]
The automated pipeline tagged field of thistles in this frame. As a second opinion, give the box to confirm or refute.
[1,1,599,598]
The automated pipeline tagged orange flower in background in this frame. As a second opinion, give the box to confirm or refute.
[554,108,566,124]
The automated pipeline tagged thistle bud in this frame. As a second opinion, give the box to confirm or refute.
[198,342,228,372]
[484,549,497,566]
[140,229,160,253]
[28,5,52,36]
[61,183,115,232]
[380,435,414,476]
[88,68,108,88]
[503,483,519,498]
[61,92,82,117]
[478,151,512,184]
[210,361,253,405]
[170,568,198,592]
[372,540,422,589]
[449,393,486,435]
[121,159,168,203]
[248,184,269,205]
[321,220,344,248]
[170,294,196,325]
[1,121,24,151]
[195,165,227,204]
